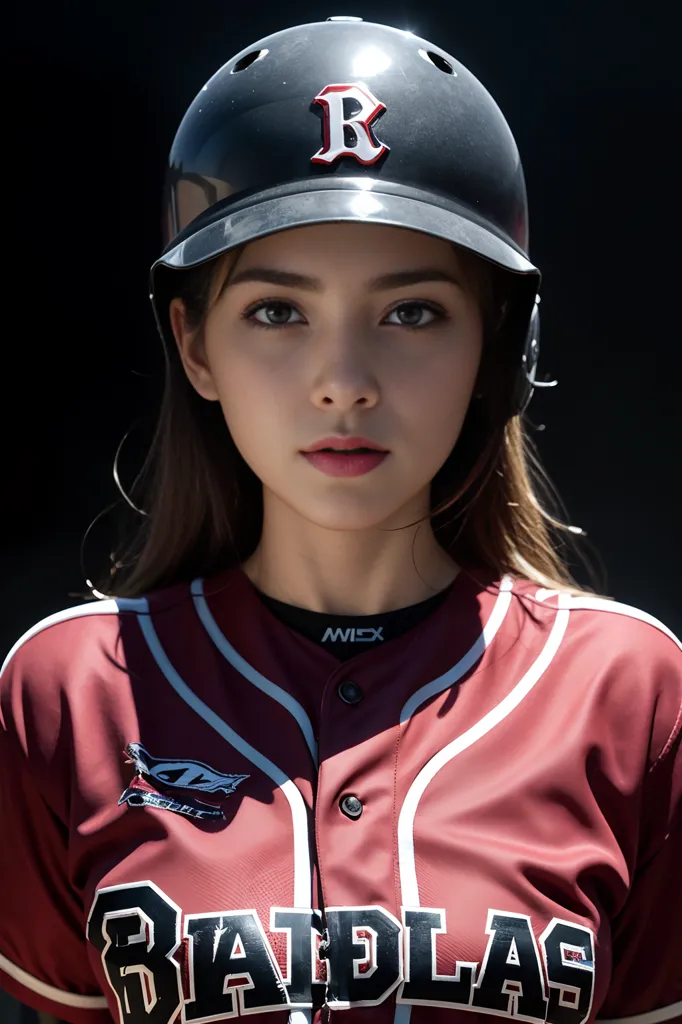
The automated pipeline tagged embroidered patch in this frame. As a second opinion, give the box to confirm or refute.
[118,784,227,821]
[126,742,249,795]
[120,742,249,822]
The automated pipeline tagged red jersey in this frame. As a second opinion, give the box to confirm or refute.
[0,567,680,1024]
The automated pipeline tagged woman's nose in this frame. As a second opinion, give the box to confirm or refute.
[309,326,380,410]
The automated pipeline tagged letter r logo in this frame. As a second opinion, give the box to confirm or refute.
[312,83,389,166]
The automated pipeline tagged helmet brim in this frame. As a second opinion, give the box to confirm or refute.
[156,181,537,276]
[150,179,540,353]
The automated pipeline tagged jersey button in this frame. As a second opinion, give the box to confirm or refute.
[340,794,363,819]
[337,681,364,705]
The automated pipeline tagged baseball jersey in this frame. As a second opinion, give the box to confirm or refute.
[0,565,680,1024]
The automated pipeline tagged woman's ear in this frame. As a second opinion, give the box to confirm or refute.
[169,297,220,401]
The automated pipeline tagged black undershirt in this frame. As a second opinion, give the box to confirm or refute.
[256,583,454,660]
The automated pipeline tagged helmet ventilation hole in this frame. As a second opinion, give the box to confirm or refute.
[418,49,456,75]
[231,49,269,73]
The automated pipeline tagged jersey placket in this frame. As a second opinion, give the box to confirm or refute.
[315,654,404,1020]
[311,576,517,1021]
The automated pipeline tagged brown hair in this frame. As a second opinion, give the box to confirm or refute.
[102,245,601,599]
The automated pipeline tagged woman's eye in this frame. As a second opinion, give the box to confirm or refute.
[250,301,304,327]
[384,302,442,328]
[245,299,444,329]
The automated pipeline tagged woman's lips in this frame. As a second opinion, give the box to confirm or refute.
[301,449,389,477]
[302,435,388,453]
[300,435,389,476]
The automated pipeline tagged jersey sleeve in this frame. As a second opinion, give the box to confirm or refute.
[0,621,113,1023]
[596,619,682,1022]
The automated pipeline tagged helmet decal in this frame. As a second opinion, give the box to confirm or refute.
[311,83,389,166]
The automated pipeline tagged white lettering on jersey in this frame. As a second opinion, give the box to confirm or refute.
[321,626,384,644]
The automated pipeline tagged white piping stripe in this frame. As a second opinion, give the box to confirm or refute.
[399,576,514,726]
[290,1011,312,1024]
[569,596,682,652]
[398,591,571,909]
[126,597,312,910]
[393,593,570,1024]
[192,579,318,766]
[1,600,120,677]
[0,951,109,1009]
[597,1002,682,1024]
[393,1003,413,1024]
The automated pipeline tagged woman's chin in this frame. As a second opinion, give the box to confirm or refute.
[273,488,428,535]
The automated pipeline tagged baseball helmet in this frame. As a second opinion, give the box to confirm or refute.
[150,16,546,415]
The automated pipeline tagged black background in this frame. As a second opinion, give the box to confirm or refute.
[1,0,681,1017]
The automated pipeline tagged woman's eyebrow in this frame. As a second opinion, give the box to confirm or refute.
[369,268,464,291]
[228,268,322,290]
[227,267,464,292]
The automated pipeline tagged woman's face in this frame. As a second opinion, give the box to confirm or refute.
[172,223,484,532]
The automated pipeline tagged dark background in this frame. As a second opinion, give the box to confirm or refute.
[1,0,680,1020]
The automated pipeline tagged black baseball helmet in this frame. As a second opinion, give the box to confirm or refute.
[150,16,544,414]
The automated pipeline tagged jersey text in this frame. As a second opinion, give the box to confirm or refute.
[88,884,595,1023]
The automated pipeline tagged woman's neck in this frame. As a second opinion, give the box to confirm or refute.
[241,490,459,616]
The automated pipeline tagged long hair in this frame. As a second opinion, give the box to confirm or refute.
[101,246,600,599]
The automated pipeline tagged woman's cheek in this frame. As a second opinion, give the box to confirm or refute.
[218,371,293,466]
[214,353,278,413]
[405,362,474,431]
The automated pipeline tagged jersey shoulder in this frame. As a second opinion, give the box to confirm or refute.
[0,578,197,717]
[511,579,682,768]
[566,590,682,656]
[1,574,199,674]
[1,597,121,673]
[0,598,129,738]
[511,577,682,657]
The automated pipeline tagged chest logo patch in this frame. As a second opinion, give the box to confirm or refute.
[119,742,249,822]
[321,625,384,643]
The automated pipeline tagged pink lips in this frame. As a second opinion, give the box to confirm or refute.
[301,435,389,478]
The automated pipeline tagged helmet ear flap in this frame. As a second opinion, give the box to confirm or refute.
[515,296,558,416]
[516,298,541,415]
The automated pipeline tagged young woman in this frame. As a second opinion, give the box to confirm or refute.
[1,16,680,1024]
